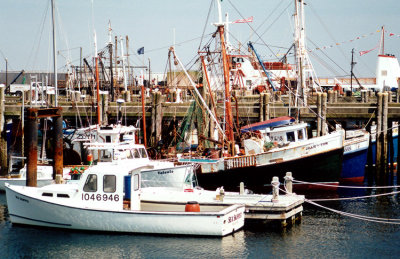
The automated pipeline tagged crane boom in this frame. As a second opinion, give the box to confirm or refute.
[248,42,276,91]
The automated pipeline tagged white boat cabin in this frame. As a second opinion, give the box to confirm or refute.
[261,122,308,144]
[243,122,309,155]
[84,142,149,164]
[38,164,142,211]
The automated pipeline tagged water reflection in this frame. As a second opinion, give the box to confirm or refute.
[0,189,400,258]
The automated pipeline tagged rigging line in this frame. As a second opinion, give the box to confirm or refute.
[251,41,291,50]
[198,0,214,51]
[308,38,348,75]
[129,33,215,56]
[308,190,400,202]
[280,83,337,130]
[250,0,287,39]
[56,5,71,63]
[305,199,400,224]
[25,0,50,70]
[253,0,293,45]
[293,179,400,189]
[307,2,349,64]
[308,52,343,76]
[226,0,278,60]
[58,46,83,53]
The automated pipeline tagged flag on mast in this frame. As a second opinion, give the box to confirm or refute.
[359,43,379,56]
[137,47,144,55]
[232,16,253,24]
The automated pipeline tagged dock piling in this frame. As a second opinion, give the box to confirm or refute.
[26,109,38,187]
[240,182,244,195]
[271,176,280,202]
[284,172,293,194]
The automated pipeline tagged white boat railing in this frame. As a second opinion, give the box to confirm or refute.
[224,155,257,170]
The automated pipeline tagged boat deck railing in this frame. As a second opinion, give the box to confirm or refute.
[224,155,257,169]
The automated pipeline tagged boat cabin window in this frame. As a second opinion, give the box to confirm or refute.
[83,174,98,192]
[105,135,111,143]
[286,131,295,142]
[125,150,133,159]
[133,174,140,191]
[103,175,116,193]
[138,148,148,158]
[298,129,304,140]
[132,149,141,158]
[99,150,112,162]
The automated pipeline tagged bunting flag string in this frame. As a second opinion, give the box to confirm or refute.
[252,29,400,59]
[306,29,400,54]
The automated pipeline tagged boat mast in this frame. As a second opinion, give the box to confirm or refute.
[108,21,114,101]
[294,0,307,107]
[119,37,128,92]
[215,0,235,154]
[94,29,101,125]
[51,0,58,106]
[379,26,385,55]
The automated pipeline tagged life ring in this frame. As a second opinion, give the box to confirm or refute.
[236,63,241,69]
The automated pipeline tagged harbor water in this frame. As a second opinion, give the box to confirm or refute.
[1,185,400,259]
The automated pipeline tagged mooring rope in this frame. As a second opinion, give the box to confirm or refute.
[292,179,400,189]
[279,186,400,224]
[308,190,400,202]
[306,199,400,225]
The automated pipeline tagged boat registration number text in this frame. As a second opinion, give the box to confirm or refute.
[81,193,120,202]
[228,212,243,223]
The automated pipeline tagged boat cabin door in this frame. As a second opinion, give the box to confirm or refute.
[130,172,141,210]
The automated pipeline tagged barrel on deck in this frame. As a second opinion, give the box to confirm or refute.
[185,201,200,212]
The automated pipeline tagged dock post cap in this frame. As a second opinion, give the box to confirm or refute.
[271,176,280,202]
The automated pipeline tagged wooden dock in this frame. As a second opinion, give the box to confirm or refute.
[4,91,400,122]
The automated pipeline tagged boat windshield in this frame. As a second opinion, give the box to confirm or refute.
[131,149,141,158]
[138,148,148,158]
[286,131,295,142]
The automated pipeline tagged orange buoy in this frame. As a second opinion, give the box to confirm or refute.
[185,201,200,212]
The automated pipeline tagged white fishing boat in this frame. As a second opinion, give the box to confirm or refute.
[5,163,245,236]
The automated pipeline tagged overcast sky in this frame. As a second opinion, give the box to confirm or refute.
[0,0,399,78]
